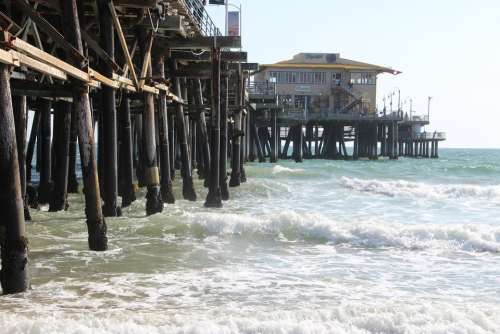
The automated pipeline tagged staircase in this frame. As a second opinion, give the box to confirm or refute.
[332,85,364,113]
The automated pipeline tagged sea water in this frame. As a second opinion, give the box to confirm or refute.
[0,149,499,333]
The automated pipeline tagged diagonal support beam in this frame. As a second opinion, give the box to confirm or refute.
[138,30,154,90]
[108,1,139,89]
[82,29,121,73]
[13,0,85,63]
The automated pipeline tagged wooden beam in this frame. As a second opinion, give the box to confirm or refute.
[13,0,85,63]
[138,30,154,90]
[10,36,90,81]
[82,29,121,73]
[154,36,241,51]
[108,1,139,89]
[113,0,158,8]
[0,11,21,34]
[11,79,73,98]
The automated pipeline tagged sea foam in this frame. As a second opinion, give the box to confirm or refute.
[340,177,500,201]
[183,211,500,252]
[1,302,498,334]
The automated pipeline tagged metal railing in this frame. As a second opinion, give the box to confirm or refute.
[182,0,222,36]
[247,82,277,96]
[399,114,430,122]
[414,132,446,140]
[265,108,403,122]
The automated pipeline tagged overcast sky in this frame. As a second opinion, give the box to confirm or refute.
[207,0,500,148]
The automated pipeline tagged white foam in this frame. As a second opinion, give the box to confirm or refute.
[271,165,306,174]
[0,302,498,334]
[340,177,500,201]
[184,211,500,252]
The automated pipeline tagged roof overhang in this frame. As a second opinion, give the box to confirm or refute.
[259,63,401,75]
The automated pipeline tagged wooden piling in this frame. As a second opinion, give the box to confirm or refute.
[169,60,197,201]
[26,110,39,186]
[219,66,229,200]
[38,99,52,204]
[153,55,175,204]
[138,29,163,215]
[67,110,79,193]
[49,101,71,212]
[229,66,244,186]
[269,109,278,163]
[118,93,137,207]
[205,47,222,208]
[195,79,211,185]
[0,63,29,294]
[12,96,30,220]
[98,0,120,217]
[61,0,107,251]
[294,124,303,163]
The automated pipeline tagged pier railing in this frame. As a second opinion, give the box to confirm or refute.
[182,0,222,36]
[247,81,277,96]
[261,108,403,122]
[400,132,446,140]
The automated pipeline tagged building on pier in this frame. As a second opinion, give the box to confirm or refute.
[247,53,446,162]
[253,53,400,117]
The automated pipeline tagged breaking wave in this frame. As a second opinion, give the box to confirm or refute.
[340,177,500,201]
[182,211,500,253]
[271,165,306,175]
[1,302,498,334]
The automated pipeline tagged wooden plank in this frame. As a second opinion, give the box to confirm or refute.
[89,69,120,89]
[10,37,90,82]
[13,0,85,63]
[16,51,68,80]
[108,1,140,89]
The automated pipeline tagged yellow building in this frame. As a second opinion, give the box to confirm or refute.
[254,53,400,115]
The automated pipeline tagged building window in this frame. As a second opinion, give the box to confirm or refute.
[332,72,342,86]
[350,72,376,85]
[294,95,311,109]
[278,95,293,106]
[268,71,326,85]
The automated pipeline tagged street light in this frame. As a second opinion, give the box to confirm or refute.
[427,96,433,122]
[388,92,395,113]
[393,87,401,116]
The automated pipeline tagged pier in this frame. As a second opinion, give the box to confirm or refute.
[0,1,445,294]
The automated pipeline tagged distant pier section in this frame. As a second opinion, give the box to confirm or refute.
[248,53,445,161]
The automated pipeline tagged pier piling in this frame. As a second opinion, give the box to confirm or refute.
[0,63,29,294]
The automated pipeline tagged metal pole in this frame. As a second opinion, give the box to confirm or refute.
[427,96,432,122]
[225,0,228,35]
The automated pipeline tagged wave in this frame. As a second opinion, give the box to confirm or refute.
[1,302,498,334]
[340,177,500,201]
[271,165,306,175]
[182,211,500,253]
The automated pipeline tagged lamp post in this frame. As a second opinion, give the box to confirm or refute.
[427,96,433,122]
[389,92,395,113]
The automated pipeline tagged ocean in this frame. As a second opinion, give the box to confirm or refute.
[1,149,499,333]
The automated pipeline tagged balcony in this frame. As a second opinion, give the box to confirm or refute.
[171,0,222,36]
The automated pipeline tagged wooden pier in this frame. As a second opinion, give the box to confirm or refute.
[0,1,445,294]
[0,0,253,294]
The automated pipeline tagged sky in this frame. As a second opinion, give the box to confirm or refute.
[206,0,500,148]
